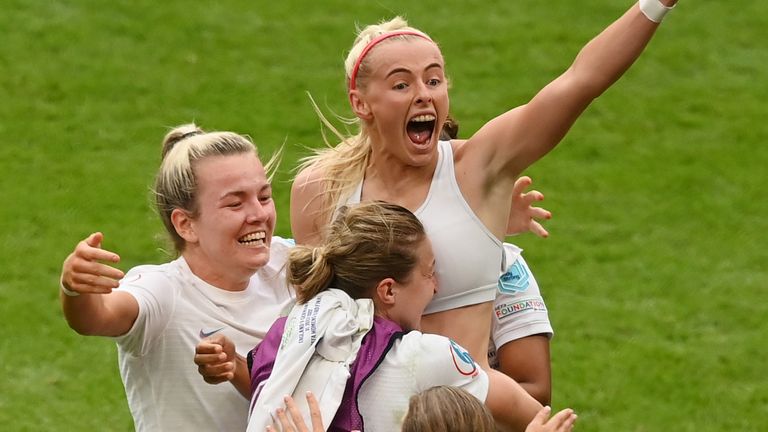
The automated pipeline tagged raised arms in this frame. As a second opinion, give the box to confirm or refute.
[458,1,679,218]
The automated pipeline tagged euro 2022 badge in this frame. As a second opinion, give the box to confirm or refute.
[498,259,530,294]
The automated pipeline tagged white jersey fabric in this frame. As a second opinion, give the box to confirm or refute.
[343,140,503,314]
[247,289,374,432]
[488,243,554,368]
[357,331,489,432]
[113,237,295,431]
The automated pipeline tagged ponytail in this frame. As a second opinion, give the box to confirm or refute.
[287,245,335,304]
[286,202,426,303]
[161,124,204,159]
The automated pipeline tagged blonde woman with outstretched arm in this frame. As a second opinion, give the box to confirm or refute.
[291,0,679,380]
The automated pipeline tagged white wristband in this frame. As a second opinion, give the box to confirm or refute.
[639,0,675,23]
[60,281,80,297]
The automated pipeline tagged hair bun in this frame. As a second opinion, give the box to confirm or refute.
[161,123,205,158]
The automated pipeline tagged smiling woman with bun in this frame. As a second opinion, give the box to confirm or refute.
[59,124,294,431]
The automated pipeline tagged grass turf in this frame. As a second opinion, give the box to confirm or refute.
[1,0,766,430]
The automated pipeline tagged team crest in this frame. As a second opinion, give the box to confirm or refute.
[498,259,530,294]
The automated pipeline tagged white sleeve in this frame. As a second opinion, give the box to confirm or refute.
[113,266,176,356]
[492,251,554,352]
[407,333,489,402]
[265,236,294,269]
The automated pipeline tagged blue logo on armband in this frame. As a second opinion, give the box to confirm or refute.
[498,259,530,294]
[449,340,478,377]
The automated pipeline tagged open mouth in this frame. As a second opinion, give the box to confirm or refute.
[238,231,266,247]
[406,114,436,145]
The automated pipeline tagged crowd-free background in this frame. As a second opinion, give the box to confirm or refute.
[1,1,766,430]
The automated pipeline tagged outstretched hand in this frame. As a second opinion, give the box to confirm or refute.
[525,406,577,432]
[507,176,551,238]
[194,334,238,384]
[61,232,124,295]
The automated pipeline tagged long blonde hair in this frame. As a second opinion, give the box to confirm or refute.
[297,17,433,226]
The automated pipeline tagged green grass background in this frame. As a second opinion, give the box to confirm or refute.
[1,0,766,430]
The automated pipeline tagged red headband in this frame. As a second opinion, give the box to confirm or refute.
[348,30,433,91]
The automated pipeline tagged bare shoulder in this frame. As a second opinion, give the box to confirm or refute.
[448,138,475,175]
[452,108,529,200]
[457,106,527,163]
[291,166,322,202]
[449,138,468,153]
[290,166,326,245]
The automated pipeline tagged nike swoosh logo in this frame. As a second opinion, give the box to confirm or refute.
[199,327,225,338]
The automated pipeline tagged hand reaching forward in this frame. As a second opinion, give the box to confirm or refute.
[61,232,124,295]
[507,176,552,238]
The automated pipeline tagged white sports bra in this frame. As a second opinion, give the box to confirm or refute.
[341,141,502,314]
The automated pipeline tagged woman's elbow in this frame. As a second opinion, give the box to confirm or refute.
[525,382,551,406]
